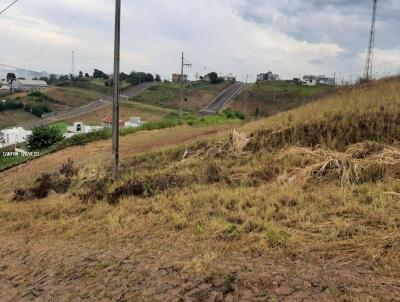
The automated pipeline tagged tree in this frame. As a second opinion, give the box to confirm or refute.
[93,69,109,79]
[145,73,154,82]
[119,72,129,81]
[84,73,90,78]
[79,71,84,78]
[6,73,16,83]
[27,126,64,151]
[155,74,161,82]
[208,72,223,84]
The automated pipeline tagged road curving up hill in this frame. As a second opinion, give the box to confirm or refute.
[200,82,248,114]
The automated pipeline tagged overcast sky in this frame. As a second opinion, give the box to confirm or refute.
[1,0,400,81]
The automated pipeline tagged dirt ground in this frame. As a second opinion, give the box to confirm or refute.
[0,203,398,302]
[0,124,233,197]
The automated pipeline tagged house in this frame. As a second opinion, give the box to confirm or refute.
[102,117,125,128]
[124,117,143,128]
[221,75,236,82]
[302,75,317,86]
[172,74,188,83]
[0,80,9,90]
[0,127,32,148]
[64,122,103,138]
[257,71,279,82]
[316,75,335,86]
[11,79,48,92]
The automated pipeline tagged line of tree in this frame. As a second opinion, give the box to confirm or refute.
[30,69,162,86]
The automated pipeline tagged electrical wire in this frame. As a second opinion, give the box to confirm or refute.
[24,0,92,67]
[0,0,19,15]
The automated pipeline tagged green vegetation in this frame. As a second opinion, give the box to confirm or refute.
[27,126,64,151]
[0,99,24,111]
[131,81,221,107]
[230,80,334,118]
[23,103,52,117]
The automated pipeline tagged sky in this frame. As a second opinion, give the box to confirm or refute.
[1,0,400,82]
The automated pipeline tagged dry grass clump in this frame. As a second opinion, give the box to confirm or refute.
[248,111,400,152]
[12,161,78,202]
[277,142,400,185]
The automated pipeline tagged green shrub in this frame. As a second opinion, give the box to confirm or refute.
[27,126,64,151]
[0,100,24,111]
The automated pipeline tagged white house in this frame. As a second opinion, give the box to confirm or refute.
[0,127,32,148]
[302,75,317,86]
[11,79,48,92]
[124,117,143,128]
[0,80,9,90]
[64,122,103,138]
[316,75,335,86]
[257,71,280,82]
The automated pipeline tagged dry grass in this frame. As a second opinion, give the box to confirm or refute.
[64,100,175,125]
[1,78,400,300]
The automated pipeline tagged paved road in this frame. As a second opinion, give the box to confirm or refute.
[120,82,156,99]
[22,83,157,129]
[200,82,248,114]
[23,99,112,129]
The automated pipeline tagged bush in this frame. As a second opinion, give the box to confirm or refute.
[24,103,52,117]
[0,100,24,111]
[27,126,64,151]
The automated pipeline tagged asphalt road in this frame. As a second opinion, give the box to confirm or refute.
[22,83,157,129]
[200,82,248,114]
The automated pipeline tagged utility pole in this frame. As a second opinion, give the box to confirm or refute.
[244,74,248,120]
[364,0,378,80]
[71,51,75,76]
[180,52,191,124]
[112,0,121,179]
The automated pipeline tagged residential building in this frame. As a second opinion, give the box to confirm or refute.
[302,75,317,86]
[11,79,48,92]
[316,75,335,86]
[221,75,236,82]
[0,127,32,148]
[64,122,103,138]
[102,117,125,128]
[125,117,143,128]
[257,71,280,82]
[172,74,188,83]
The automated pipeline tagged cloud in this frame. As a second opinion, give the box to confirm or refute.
[0,0,398,80]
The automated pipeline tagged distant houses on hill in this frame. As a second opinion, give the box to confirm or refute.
[298,75,335,86]
[172,74,188,83]
[257,71,280,82]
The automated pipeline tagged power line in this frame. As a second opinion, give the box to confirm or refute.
[24,0,92,68]
[0,0,19,15]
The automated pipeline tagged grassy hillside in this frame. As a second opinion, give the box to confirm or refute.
[0,87,105,129]
[229,80,334,117]
[1,77,400,301]
[131,81,231,111]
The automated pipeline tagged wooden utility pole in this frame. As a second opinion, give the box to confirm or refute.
[112,0,121,179]
[244,74,248,120]
[180,52,191,124]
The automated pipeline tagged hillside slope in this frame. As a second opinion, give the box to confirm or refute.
[229,80,335,118]
[1,77,400,301]
[131,81,231,112]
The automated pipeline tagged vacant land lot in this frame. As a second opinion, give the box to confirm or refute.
[1,78,400,301]
[44,86,104,109]
[229,80,334,117]
[64,101,176,125]
[0,110,39,129]
[131,81,231,112]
